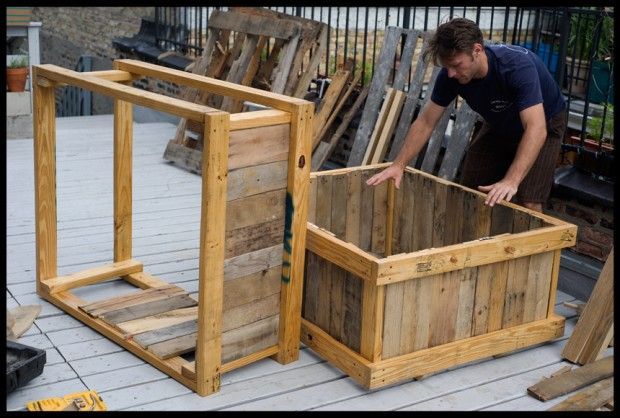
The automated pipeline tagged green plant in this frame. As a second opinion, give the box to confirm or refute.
[568,8,614,62]
[587,103,614,143]
[8,56,28,69]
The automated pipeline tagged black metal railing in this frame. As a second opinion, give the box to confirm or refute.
[57,55,92,117]
[153,6,614,159]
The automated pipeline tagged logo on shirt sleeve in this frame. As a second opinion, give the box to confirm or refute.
[490,99,513,112]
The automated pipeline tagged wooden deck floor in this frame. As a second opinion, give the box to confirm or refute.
[6,114,611,411]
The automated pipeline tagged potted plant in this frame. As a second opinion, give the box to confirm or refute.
[566,7,614,99]
[6,55,29,92]
[586,103,614,149]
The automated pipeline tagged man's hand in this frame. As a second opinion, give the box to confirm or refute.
[366,163,405,189]
[478,178,518,206]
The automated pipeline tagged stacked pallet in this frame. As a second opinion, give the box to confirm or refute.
[164,7,327,173]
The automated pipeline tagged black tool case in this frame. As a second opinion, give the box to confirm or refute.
[6,340,46,393]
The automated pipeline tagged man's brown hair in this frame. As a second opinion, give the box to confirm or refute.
[424,17,484,66]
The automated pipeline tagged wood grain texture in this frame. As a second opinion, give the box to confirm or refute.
[33,67,58,293]
[548,377,614,411]
[195,111,229,395]
[113,91,133,262]
[527,355,614,401]
[562,248,614,364]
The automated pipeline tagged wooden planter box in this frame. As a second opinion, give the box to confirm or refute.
[301,164,577,389]
[32,60,313,396]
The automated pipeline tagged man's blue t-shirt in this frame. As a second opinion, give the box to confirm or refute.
[431,44,566,139]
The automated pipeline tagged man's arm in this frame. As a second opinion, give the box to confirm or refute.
[478,103,547,206]
[366,100,446,188]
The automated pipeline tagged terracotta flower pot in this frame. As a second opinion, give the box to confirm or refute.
[7,67,29,92]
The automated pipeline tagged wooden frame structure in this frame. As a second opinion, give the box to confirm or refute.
[32,59,313,396]
[301,163,578,390]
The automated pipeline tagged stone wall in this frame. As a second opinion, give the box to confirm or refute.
[31,7,154,114]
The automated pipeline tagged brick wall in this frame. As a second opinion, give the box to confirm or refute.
[31,7,155,114]
[546,196,614,262]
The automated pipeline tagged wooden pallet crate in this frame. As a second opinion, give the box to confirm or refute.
[301,164,578,390]
[31,59,313,396]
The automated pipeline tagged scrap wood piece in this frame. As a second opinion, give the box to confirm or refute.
[362,87,396,165]
[7,305,42,339]
[527,355,614,401]
[547,365,573,379]
[370,89,406,164]
[562,247,614,365]
[312,69,351,150]
[548,377,614,411]
[311,83,370,171]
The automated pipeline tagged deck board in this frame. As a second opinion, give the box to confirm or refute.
[6,115,611,411]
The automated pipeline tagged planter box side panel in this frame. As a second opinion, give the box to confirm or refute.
[381,250,555,359]
[303,253,363,352]
[220,123,291,362]
[308,168,386,253]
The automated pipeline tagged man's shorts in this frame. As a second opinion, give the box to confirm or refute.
[459,110,567,204]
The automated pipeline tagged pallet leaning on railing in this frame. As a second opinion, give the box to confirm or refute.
[164,7,326,175]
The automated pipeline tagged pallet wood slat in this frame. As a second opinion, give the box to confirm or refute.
[314,70,363,149]
[562,248,614,365]
[100,294,198,324]
[133,319,199,348]
[527,355,614,401]
[348,27,403,166]
[312,70,351,150]
[388,33,432,162]
[78,284,182,313]
[311,83,370,171]
[369,89,406,165]
[362,87,395,165]
[548,377,614,411]
[419,99,455,173]
[437,101,480,180]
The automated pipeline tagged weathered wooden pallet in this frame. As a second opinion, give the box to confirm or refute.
[164,7,326,174]
[562,248,614,365]
[345,28,480,182]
